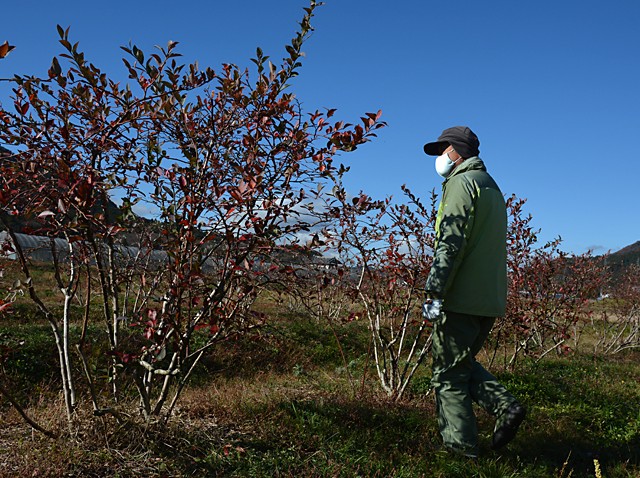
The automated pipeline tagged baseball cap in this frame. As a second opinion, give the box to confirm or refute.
[423,126,480,159]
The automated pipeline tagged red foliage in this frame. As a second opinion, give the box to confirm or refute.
[0,2,386,421]
[495,195,608,365]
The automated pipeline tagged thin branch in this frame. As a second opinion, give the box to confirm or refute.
[0,380,58,438]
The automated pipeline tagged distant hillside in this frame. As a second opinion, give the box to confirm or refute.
[609,240,640,267]
[601,241,640,286]
[613,240,640,257]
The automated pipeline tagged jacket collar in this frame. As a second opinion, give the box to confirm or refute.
[445,156,486,182]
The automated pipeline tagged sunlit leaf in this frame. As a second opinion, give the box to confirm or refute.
[0,41,15,59]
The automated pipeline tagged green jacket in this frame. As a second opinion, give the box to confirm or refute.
[425,157,507,317]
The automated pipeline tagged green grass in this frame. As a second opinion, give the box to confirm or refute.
[495,357,640,476]
[0,304,639,477]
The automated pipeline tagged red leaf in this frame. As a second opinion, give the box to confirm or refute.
[0,301,12,314]
[0,41,15,59]
[121,353,135,364]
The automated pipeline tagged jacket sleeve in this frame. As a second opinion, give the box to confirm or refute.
[425,176,476,299]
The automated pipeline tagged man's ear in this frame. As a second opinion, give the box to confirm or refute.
[450,149,464,165]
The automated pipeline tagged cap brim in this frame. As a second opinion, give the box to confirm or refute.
[423,141,449,156]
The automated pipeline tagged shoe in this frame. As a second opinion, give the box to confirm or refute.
[491,402,526,450]
[439,444,478,461]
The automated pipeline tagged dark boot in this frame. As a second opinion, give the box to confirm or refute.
[491,402,526,450]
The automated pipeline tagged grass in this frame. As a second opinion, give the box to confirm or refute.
[0,300,639,476]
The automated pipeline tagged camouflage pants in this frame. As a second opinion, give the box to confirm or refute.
[431,310,516,455]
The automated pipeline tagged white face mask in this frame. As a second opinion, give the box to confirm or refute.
[435,151,456,178]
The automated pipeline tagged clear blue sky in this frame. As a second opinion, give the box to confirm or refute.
[1,0,639,255]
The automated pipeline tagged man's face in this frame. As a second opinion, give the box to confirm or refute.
[443,145,463,164]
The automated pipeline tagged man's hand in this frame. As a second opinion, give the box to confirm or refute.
[422,298,443,324]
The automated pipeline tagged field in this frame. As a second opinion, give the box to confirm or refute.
[0,296,639,478]
[2,3,639,475]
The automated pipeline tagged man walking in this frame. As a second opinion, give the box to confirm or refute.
[422,126,525,458]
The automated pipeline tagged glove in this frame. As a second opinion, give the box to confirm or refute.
[422,298,443,323]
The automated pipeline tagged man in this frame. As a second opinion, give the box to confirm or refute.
[422,126,525,458]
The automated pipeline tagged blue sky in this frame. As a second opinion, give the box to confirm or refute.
[1,0,639,255]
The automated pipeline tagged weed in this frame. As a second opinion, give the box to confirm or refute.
[0,313,639,476]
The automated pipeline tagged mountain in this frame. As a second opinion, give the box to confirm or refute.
[601,241,640,285]
[612,240,640,257]
[609,241,640,266]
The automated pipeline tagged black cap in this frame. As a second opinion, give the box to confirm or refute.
[423,126,480,159]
